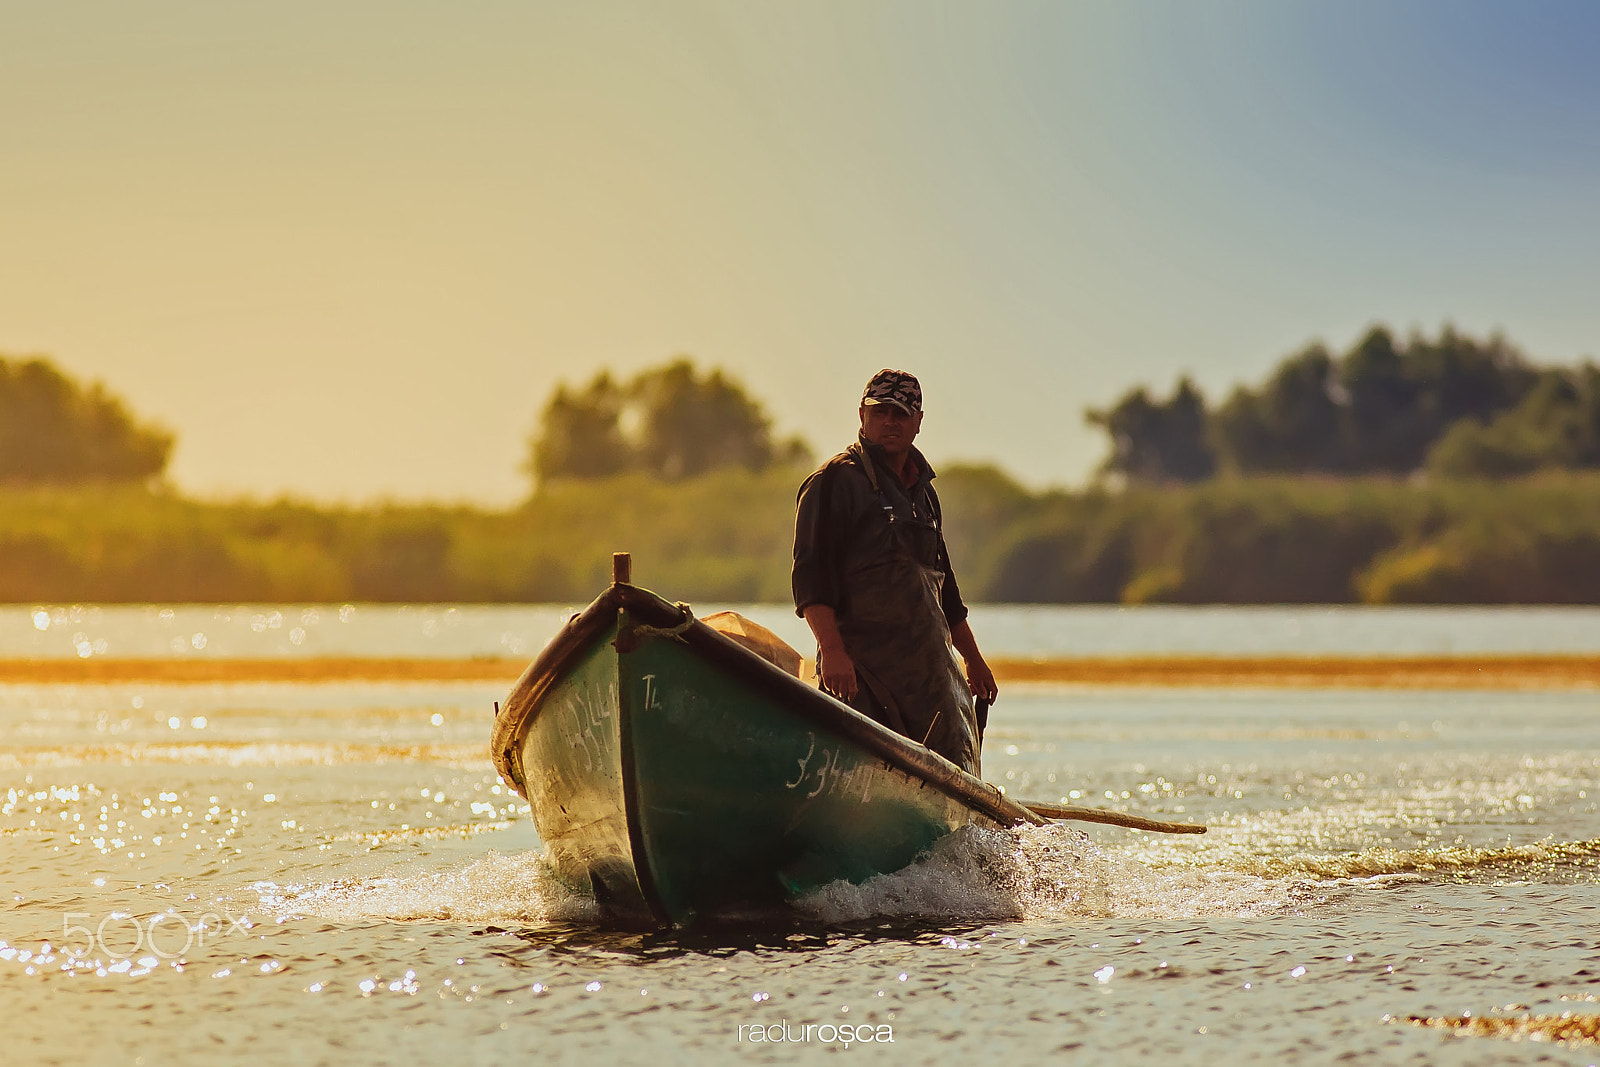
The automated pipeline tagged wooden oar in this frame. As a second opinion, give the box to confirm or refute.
[1020,800,1207,834]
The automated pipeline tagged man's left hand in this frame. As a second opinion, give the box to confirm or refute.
[965,656,998,704]
[950,619,998,704]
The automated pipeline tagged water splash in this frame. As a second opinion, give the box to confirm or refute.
[796,823,1310,924]
[254,849,595,925]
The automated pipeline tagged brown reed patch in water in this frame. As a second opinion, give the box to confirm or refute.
[0,742,488,768]
[2,654,1599,688]
[1232,837,1600,881]
[0,657,522,683]
[1408,1012,1600,1045]
[992,654,1600,689]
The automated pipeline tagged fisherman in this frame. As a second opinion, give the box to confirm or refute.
[791,369,997,774]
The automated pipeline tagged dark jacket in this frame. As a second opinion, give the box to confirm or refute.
[791,438,968,628]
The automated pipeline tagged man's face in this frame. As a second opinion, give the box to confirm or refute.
[859,402,923,458]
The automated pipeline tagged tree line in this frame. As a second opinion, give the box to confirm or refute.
[9,339,1600,604]
[0,353,816,602]
[1090,325,1600,483]
[0,351,811,492]
[9,465,1600,604]
[18,326,1596,496]
[934,466,1600,604]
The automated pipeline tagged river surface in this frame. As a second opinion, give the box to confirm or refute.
[10,602,1600,660]
[4,605,1600,1063]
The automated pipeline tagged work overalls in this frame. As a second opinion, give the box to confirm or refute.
[821,441,980,775]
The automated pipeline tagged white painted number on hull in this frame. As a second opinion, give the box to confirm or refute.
[565,682,616,773]
[784,732,873,803]
[785,734,816,789]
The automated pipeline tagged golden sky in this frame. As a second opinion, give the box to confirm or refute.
[5,1,1599,502]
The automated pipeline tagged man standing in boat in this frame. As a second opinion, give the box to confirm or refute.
[791,369,998,774]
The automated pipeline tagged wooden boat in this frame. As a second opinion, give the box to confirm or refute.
[490,556,1044,927]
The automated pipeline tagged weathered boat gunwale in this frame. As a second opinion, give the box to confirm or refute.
[490,582,1044,830]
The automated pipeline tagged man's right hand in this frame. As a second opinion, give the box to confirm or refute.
[819,646,859,701]
[801,604,858,701]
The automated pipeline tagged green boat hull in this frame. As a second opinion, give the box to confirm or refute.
[492,583,1037,927]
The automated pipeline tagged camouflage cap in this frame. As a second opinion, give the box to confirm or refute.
[860,369,922,415]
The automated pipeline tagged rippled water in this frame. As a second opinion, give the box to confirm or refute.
[10,602,1600,660]
[5,616,1600,1061]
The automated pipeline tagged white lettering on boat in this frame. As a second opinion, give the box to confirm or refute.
[783,735,878,803]
[564,681,616,773]
[804,747,839,799]
[567,723,596,770]
[640,674,662,710]
[784,733,816,789]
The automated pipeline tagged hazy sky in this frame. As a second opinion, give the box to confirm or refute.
[5,1,1600,503]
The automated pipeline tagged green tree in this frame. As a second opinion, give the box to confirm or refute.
[1213,344,1344,473]
[1338,326,1426,472]
[526,372,633,484]
[1405,326,1536,432]
[632,360,777,480]
[1428,364,1600,478]
[0,356,172,484]
[1335,326,1536,473]
[1200,326,1537,476]
[1086,376,1216,483]
[526,358,810,487]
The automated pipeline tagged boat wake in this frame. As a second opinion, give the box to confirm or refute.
[250,829,1600,929]
[251,828,1297,929]
[798,827,1600,925]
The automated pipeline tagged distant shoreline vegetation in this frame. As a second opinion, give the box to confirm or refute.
[5,336,1600,605]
